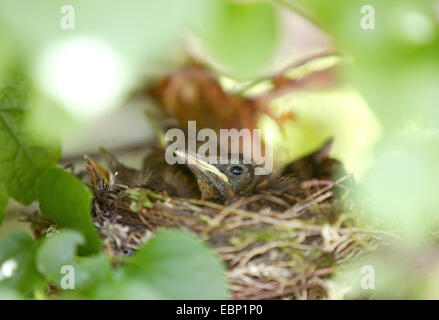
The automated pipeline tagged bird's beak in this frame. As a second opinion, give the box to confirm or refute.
[174,149,229,183]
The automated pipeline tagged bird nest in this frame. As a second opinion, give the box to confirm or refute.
[86,156,381,300]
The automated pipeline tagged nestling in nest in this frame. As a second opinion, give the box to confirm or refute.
[67,59,379,300]
[82,140,380,300]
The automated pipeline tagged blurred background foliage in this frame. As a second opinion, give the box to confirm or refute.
[0,0,438,299]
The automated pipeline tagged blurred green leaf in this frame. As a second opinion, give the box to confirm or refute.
[0,0,212,142]
[36,230,84,278]
[93,277,163,300]
[203,0,279,78]
[0,68,30,108]
[0,67,60,204]
[37,230,112,293]
[290,0,439,128]
[0,184,7,226]
[0,0,209,68]
[0,287,25,300]
[261,87,382,177]
[360,136,439,240]
[335,245,435,299]
[0,232,41,294]
[24,94,80,145]
[118,229,228,299]
[38,168,100,255]
[0,105,60,204]
[69,254,112,292]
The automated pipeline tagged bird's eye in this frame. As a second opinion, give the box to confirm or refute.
[230,166,243,175]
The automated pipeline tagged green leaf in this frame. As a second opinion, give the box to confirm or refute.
[0,232,41,294]
[0,68,60,204]
[203,0,279,78]
[122,229,228,300]
[93,277,163,300]
[0,68,29,108]
[0,287,25,300]
[36,230,85,277]
[70,254,112,291]
[38,168,101,255]
[37,230,111,292]
[0,183,7,226]
[0,0,209,72]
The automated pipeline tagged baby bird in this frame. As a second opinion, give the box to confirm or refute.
[174,139,345,204]
[174,150,257,202]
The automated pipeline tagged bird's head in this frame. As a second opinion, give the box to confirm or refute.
[174,150,256,202]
